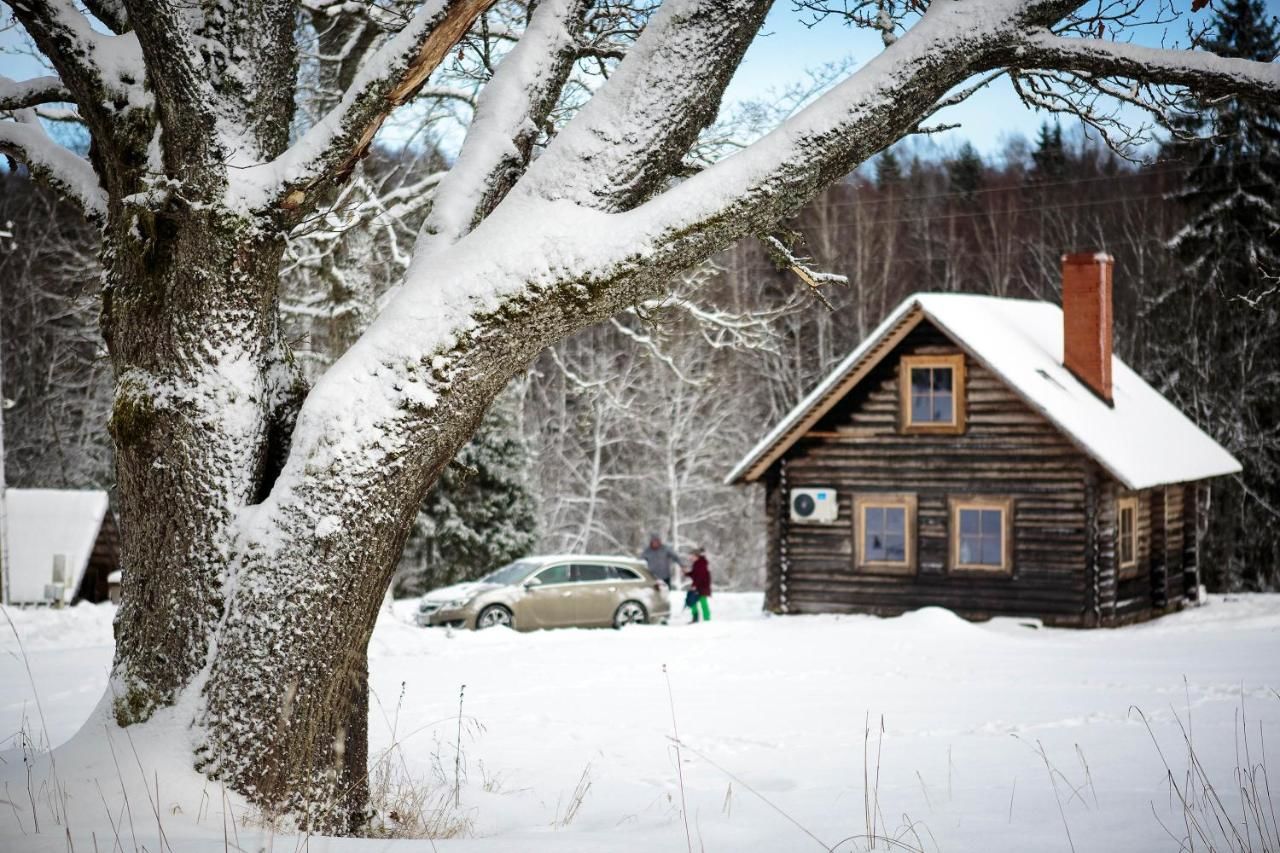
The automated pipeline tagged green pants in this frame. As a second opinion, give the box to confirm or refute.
[689,593,710,622]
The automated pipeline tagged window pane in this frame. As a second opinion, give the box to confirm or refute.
[960,509,980,535]
[867,533,885,561]
[911,394,932,423]
[959,535,977,564]
[885,507,905,534]
[981,509,1002,536]
[615,567,639,580]
[884,533,906,562]
[866,507,883,536]
[980,535,1003,566]
[911,367,931,394]
[537,564,571,584]
[932,367,953,392]
[932,393,953,423]
[574,564,610,582]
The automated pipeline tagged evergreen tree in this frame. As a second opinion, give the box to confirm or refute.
[947,141,985,203]
[1156,0,1280,590]
[875,149,903,187]
[1029,122,1067,182]
[394,400,538,596]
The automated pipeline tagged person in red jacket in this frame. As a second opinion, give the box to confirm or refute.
[683,546,711,623]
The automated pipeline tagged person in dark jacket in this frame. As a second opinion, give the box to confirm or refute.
[683,546,711,623]
[640,532,683,589]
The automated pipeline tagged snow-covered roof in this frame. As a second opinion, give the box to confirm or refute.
[3,489,110,605]
[726,293,1242,491]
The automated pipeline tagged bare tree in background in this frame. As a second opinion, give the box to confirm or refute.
[0,175,111,489]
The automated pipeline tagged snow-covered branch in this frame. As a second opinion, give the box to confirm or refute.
[8,1,104,94]
[417,0,590,253]
[0,75,71,111]
[0,114,106,221]
[231,0,493,214]
[517,0,773,212]
[1017,29,1280,103]
[8,0,146,195]
[7,0,142,111]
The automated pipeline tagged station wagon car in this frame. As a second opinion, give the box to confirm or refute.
[415,555,671,631]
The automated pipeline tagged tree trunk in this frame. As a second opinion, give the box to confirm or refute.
[105,201,300,722]
[100,196,400,831]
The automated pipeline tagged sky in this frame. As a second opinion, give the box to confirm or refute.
[722,0,1280,157]
[1,0,1278,161]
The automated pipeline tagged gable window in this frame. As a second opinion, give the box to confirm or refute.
[1118,496,1138,569]
[853,494,917,575]
[900,354,966,433]
[949,496,1013,573]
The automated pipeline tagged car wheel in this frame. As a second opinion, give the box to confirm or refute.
[476,605,513,630]
[613,600,648,629]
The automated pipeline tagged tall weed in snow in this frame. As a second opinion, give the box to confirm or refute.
[1135,691,1278,852]
[1,607,73,844]
[663,662,931,852]
[359,682,478,840]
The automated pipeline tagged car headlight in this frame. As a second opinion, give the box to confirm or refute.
[441,598,471,610]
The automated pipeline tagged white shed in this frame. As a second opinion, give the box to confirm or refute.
[2,489,118,605]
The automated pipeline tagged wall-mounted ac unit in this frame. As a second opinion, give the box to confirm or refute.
[790,488,838,524]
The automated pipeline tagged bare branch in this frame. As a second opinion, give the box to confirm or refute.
[930,69,1006,111]
[759,233,848,310]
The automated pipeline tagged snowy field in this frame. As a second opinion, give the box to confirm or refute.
[2,593,1279,852]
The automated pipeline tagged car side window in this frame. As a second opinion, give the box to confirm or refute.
[573,564,611,583]
[535,564,572,585]
[614,567,640,580]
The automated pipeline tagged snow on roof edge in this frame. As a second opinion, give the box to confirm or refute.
[726,293,1242,491]
[723,297,920,485]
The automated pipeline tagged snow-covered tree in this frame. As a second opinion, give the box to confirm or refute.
[1,0,1277,831]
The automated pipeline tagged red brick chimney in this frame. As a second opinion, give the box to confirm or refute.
[1061,252,1114,405]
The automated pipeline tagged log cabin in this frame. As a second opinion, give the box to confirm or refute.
[727,253,1242,627]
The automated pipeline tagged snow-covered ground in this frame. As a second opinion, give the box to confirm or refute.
[2,593,1278,851]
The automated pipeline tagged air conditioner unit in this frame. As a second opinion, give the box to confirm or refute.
[790,488,838,524]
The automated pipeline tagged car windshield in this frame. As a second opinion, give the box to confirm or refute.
[481,559,541,586]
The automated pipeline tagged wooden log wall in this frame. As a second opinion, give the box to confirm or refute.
[764,471,785,613]
[1164,484,1188,604]
[1113,487,1154,619]
[776,323,1097,625]
[74,511,121,604]
[1182,484,1202,600]
[1107,482,1194,624]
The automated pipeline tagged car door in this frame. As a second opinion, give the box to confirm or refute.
[520,563,578,629]
[570,563,622,627]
